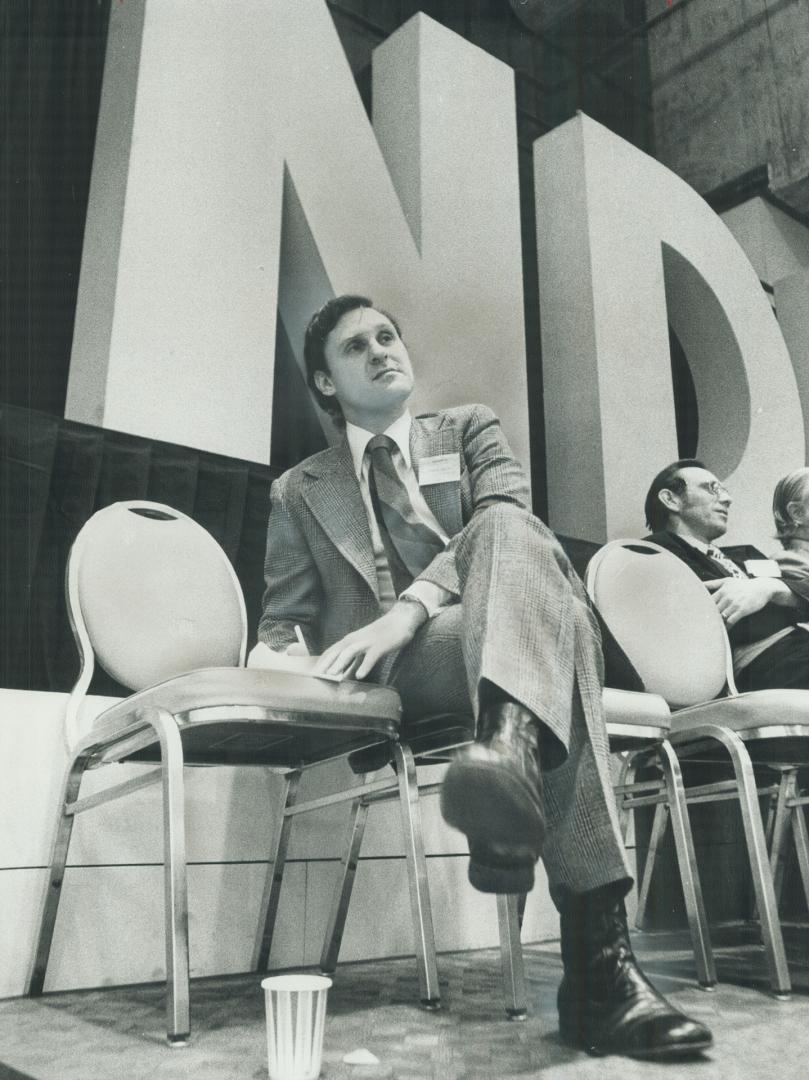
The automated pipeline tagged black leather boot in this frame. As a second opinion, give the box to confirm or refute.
[556,885,713,1059]
[440,699,544,894]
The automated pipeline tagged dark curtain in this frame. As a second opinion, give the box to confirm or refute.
[0,403,282,696]
[1,1,111,416]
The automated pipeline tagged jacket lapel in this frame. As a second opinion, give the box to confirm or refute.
[410,413,464,537]
[666,532,732,579]
[301,440,379,597]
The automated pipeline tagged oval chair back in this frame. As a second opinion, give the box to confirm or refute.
[67,501,247,699]
[585,539,731,708]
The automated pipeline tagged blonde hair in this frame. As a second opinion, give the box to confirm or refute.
[773,467,809,545]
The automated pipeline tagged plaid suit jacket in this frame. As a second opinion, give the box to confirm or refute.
[258,403,530,654]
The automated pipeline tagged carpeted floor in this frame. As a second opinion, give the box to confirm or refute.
[1,927,809,1079]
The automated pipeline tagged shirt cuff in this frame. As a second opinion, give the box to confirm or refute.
[401,580,455,619]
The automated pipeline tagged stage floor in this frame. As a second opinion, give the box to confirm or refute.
[2,928,808,1080]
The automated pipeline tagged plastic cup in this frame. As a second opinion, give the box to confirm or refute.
[261,973,332,1080]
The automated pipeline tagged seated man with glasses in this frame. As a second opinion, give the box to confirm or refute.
[644,459,809,691]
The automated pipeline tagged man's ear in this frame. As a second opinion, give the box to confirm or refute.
[313,369,335,397]
[787,500,806,527]
[657,488,681,515]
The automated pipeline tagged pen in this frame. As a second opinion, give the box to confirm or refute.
[293,624,309,655]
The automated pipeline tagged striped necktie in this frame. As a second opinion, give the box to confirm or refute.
[707,545,747,579]
[366,434,445,594]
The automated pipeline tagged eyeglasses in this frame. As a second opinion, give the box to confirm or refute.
[696,480,730,500]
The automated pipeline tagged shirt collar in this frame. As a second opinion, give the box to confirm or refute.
[345,411,413,479]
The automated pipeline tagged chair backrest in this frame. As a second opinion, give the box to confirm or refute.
[67,501,247,697]
[585,539,731,708]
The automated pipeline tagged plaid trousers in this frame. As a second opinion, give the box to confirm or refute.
[390,504,631,895]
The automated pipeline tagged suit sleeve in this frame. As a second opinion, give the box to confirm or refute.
[257,475,324,652]
[414,404,531,595]
[775,551,809,608]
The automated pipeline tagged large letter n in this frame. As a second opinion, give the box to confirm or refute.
[66,0,529,471]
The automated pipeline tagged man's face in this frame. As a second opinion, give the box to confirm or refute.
[665,466,731,542]
[316,307,414,427]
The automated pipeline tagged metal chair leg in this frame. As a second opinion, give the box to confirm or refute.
[27,749,91,997]
[497,893,527,1019]
[151,708,191,1045]
[769,770,794,905]
[320,786,371,975]
[750,783,781,922]
[634,801,668,932]
[789,782,809,913]
[764,786,779,850]
[706,727,791,996]
[392,743,440,1009]
[252,771,300,972]
[615,752,637,843]
[657,740,716,988]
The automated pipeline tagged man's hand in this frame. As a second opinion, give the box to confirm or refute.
[704,577,788,626]
[313,600,427,680]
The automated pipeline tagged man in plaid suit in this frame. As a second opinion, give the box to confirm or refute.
[258,295,711,1059]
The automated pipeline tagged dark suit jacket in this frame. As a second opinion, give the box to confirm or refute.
[645,529,809,649]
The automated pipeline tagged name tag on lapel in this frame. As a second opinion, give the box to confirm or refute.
[418,453,461,486]
[744,559,782,578]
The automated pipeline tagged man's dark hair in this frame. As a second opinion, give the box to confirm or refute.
[644,458,705,531]
[303,294,402,424]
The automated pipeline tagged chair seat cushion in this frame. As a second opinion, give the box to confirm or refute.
[670,688,809,736]
[602,687,670,729]
[89,667,403,765]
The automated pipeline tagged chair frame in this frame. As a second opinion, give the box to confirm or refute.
[608,724,716,989]
[27,500,526,1044]
[767,766,809,914]
[253,736,528,1019]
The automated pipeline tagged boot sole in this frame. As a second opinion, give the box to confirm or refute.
[560,1031,713,1060]
[440,756,545,854]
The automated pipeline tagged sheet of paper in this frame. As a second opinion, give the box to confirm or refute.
[246,641,347,682]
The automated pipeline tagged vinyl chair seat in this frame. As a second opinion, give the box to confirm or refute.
[600,686,669,738]
[89,667,402,767]
[669,688,809,737]
[669,688,809,766]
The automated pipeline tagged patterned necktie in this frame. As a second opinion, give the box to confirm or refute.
[707,545,747,579]
[366,434,445,594]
